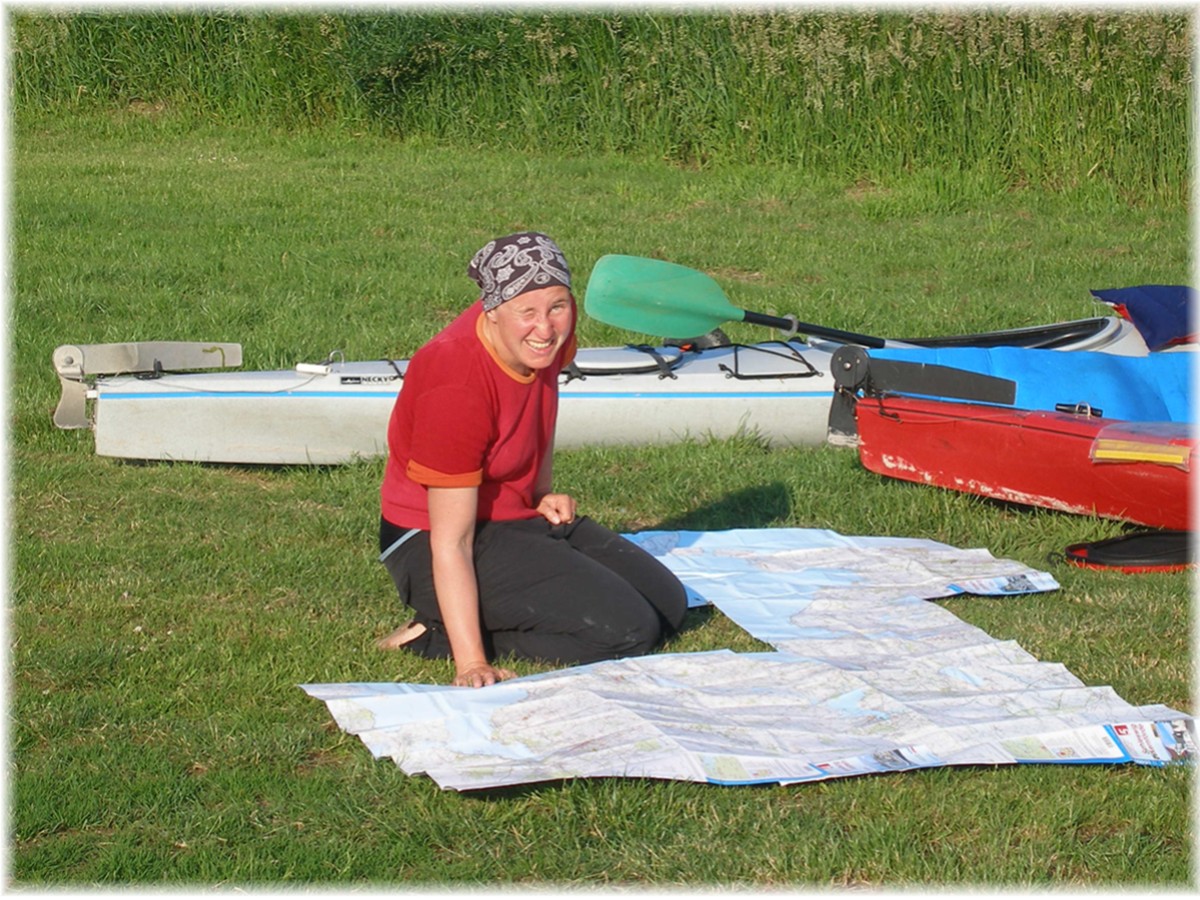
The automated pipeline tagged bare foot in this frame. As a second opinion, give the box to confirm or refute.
[375,620,427,650]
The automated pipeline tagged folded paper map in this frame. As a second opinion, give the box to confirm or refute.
[303,528,1194,790]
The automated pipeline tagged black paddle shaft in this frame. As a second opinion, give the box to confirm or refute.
[742,310,886,348]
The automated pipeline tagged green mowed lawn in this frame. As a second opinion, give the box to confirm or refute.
[11,122,1193,887]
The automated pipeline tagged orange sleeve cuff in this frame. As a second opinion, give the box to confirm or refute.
[406,459,483,488]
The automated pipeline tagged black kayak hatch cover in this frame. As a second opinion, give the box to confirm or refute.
[1064,530,1194,574]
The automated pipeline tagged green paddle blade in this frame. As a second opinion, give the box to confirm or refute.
[584,254,887,347]
[584,254,743,337]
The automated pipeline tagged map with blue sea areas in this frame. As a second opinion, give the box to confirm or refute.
[303,528,1192,790]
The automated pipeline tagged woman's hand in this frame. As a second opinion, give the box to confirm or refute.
[453,660,517,688]
[536,492,576,525]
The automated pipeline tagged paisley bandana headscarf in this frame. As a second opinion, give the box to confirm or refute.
[467,232,572,311]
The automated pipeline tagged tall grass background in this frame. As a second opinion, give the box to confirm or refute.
[10,10,1192,198]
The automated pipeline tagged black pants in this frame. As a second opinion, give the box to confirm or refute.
[380,516,688,666]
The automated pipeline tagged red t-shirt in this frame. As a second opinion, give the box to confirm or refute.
[380,299,577,530]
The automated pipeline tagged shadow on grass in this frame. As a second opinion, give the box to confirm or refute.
[651,482,793,532]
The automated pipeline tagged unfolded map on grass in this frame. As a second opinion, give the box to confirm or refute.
[303,528,1194,790]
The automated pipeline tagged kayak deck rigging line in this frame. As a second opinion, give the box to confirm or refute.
[717,341,821,381]
[561,343,683,382]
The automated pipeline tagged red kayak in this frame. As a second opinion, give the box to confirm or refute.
[855,396,1193,530]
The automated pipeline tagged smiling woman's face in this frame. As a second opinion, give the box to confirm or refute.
[483,285,574,376]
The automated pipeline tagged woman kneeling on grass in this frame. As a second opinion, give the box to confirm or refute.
[376,231,688,688]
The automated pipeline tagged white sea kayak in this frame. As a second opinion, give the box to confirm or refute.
[52,316,1151,465]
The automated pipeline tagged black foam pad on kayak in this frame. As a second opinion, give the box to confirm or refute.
[1064,530,1193,572]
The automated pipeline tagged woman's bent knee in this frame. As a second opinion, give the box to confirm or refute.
[580,600,664,662]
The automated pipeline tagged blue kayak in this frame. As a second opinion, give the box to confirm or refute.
[870,345,1193,424]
